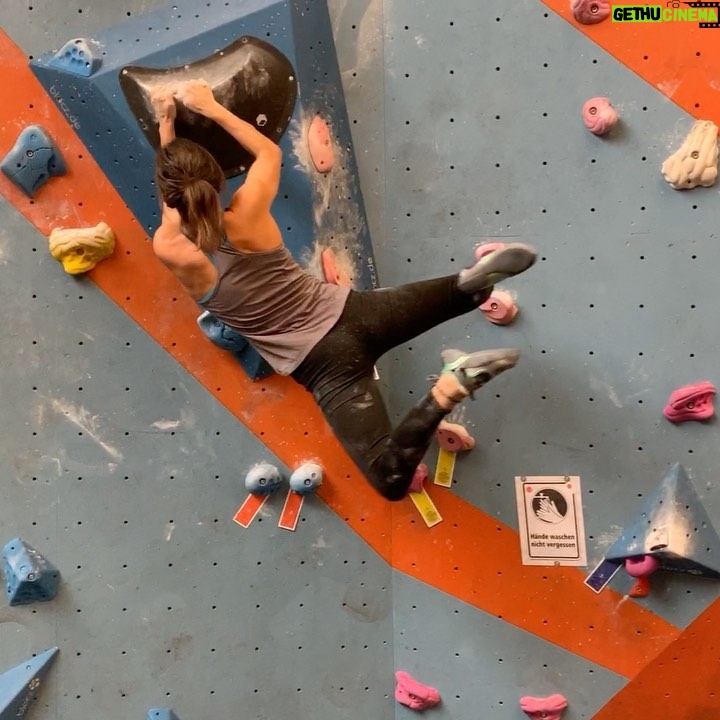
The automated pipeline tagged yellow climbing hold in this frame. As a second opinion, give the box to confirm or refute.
[48,221,115,274]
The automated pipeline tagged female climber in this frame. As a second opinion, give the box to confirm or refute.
[150,79,537,501]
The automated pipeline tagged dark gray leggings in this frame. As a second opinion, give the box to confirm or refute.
[291,275,484,500]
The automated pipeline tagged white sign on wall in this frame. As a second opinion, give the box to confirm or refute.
[515,476,587,566]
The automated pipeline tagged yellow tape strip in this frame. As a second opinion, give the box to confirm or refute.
[408,487,443,527]
[434,448,456,488]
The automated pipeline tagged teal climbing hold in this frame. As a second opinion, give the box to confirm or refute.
[0,647,58,720]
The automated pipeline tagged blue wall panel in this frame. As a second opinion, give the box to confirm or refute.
[30,0,376,287]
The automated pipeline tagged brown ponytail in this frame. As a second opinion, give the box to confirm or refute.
[183,180,224,253]
[155,137,226,253]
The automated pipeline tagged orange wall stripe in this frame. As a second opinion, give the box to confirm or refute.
[592,595,720,717]
[390,492,676,677]
[0,29,677,677]
[540,0,720,124]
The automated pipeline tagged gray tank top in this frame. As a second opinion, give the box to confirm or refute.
[198,243,350,375]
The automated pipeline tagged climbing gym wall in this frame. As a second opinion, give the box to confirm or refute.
[1,0,719,719]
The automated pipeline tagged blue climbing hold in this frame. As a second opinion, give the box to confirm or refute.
[0,125,66,197]
[289,462,323,495]
[49,38,102,77]
[234,346,274,381]
[146,709,179,720]
[196,311,273,380]
[2,538,60,606]
[0,646,58,720]
[245,463,284,496]
[197,311,249,353]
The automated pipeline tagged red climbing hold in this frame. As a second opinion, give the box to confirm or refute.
[663,381,716,423]
[629,576,652,598]
[394,670,441,711]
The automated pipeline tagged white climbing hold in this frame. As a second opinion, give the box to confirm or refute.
[661,120,718,189]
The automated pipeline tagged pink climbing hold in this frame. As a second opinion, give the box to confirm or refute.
[436,421,475,452]
[520,693,568,720]
[480,289,518,325]
[626,555,660,598]
[308,116,334,173]
[394,671,441,711]
[409,463,429,493]
[582,97,618,136]
[321,247,353,287]
[625,554,660,579]
[663,381,716,423]
[474,242,506,262]
[571,0,611,24]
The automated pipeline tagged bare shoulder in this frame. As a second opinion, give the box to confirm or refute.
[152,225,218,300]
[154,206,180,250]
[152,226,208,270]
[223,205,283,253]
[152,225,182,263]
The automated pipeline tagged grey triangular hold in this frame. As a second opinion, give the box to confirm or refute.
[0,647,59,720]
[2,537,61,606]
[606,463,720,577]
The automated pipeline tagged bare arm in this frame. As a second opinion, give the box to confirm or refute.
[210,103,282,215]
[158,117,176,147]
[150,86,177,147]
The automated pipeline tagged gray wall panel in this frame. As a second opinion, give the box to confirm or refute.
[380,0,720,628]
[0,195,393,718]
